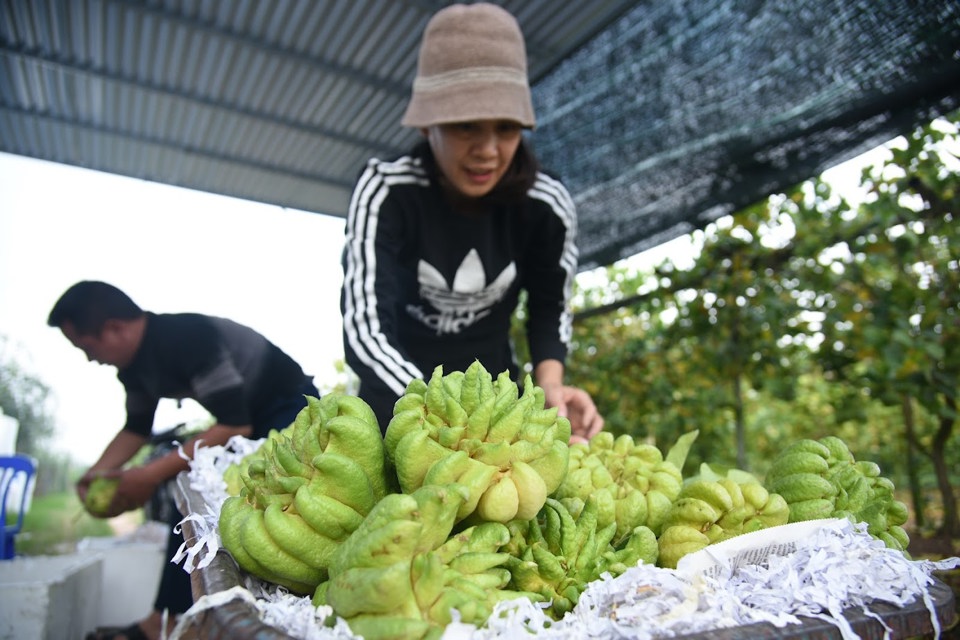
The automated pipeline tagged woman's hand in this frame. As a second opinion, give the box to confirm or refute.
[541,383,605,444]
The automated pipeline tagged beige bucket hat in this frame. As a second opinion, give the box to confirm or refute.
[401,3,536,129]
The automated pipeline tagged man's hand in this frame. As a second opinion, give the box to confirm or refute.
[76,467,122,507]
[541,384,605,444]
[77,429,149,515]
[112,465,163,514]
[78,466,162,517]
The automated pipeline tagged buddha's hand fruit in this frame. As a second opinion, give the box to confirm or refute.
[83,476,120,517]
[504,495,650,620]
[384,361,571,524]
[218,393,389,594]
[656,474,790,569]
[553,430,698,540]
[765,436,911,554]
[318,484,536,639]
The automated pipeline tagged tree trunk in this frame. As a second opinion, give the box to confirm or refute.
[931,397,958,537]
[900,394,925,529]
[729,293,747,470]
[733,373,746,469]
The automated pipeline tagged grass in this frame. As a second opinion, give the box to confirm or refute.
[11,492,131,556]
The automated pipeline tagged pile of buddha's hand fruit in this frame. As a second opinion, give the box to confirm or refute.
[216,361,912,640]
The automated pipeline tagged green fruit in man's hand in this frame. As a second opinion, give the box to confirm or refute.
[84,476,120,517]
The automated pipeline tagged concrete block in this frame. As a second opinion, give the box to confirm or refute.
[77,530,166,628]
[0,554,102,640]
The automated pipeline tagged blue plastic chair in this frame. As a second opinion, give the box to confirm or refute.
[1,454,37,560]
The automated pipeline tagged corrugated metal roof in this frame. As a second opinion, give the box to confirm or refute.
[0,0,636,221]
[2,0,959,268]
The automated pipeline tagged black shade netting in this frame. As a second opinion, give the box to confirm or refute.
[530,0,960,271]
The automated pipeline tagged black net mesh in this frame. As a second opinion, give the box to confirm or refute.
[531,0,960,271]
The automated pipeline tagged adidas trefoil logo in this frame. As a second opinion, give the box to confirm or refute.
[409,249,516,335]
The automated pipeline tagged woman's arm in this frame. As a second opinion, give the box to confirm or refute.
[341,159,424,399]
[526,176,604,442]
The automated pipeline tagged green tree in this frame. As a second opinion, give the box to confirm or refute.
[0,337,86,497]
[568,205,816,470]
[789,116,960,536]
[0,336,56,456]
[564,111,959,536]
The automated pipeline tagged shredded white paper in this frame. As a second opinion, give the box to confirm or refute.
[170,435,259,571]
[167,438,960,640]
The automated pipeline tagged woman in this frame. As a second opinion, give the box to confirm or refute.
[340,2,603,442]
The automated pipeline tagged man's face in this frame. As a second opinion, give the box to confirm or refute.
[61,320,134,368]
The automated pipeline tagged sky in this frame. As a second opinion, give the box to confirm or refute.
[0,145,885,467]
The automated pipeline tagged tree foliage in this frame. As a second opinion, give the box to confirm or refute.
[563,111,959,536]
[0,337,82,496]
[794,116,960,535]
[0,336,56,456]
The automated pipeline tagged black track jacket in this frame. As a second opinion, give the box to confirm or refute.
[340,154,578,432]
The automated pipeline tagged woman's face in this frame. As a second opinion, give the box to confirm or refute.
[422,119,523,199]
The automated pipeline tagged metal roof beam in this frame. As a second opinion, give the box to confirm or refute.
[0,47,401,156]
[110,0,411,97]
[0,103,356,190]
